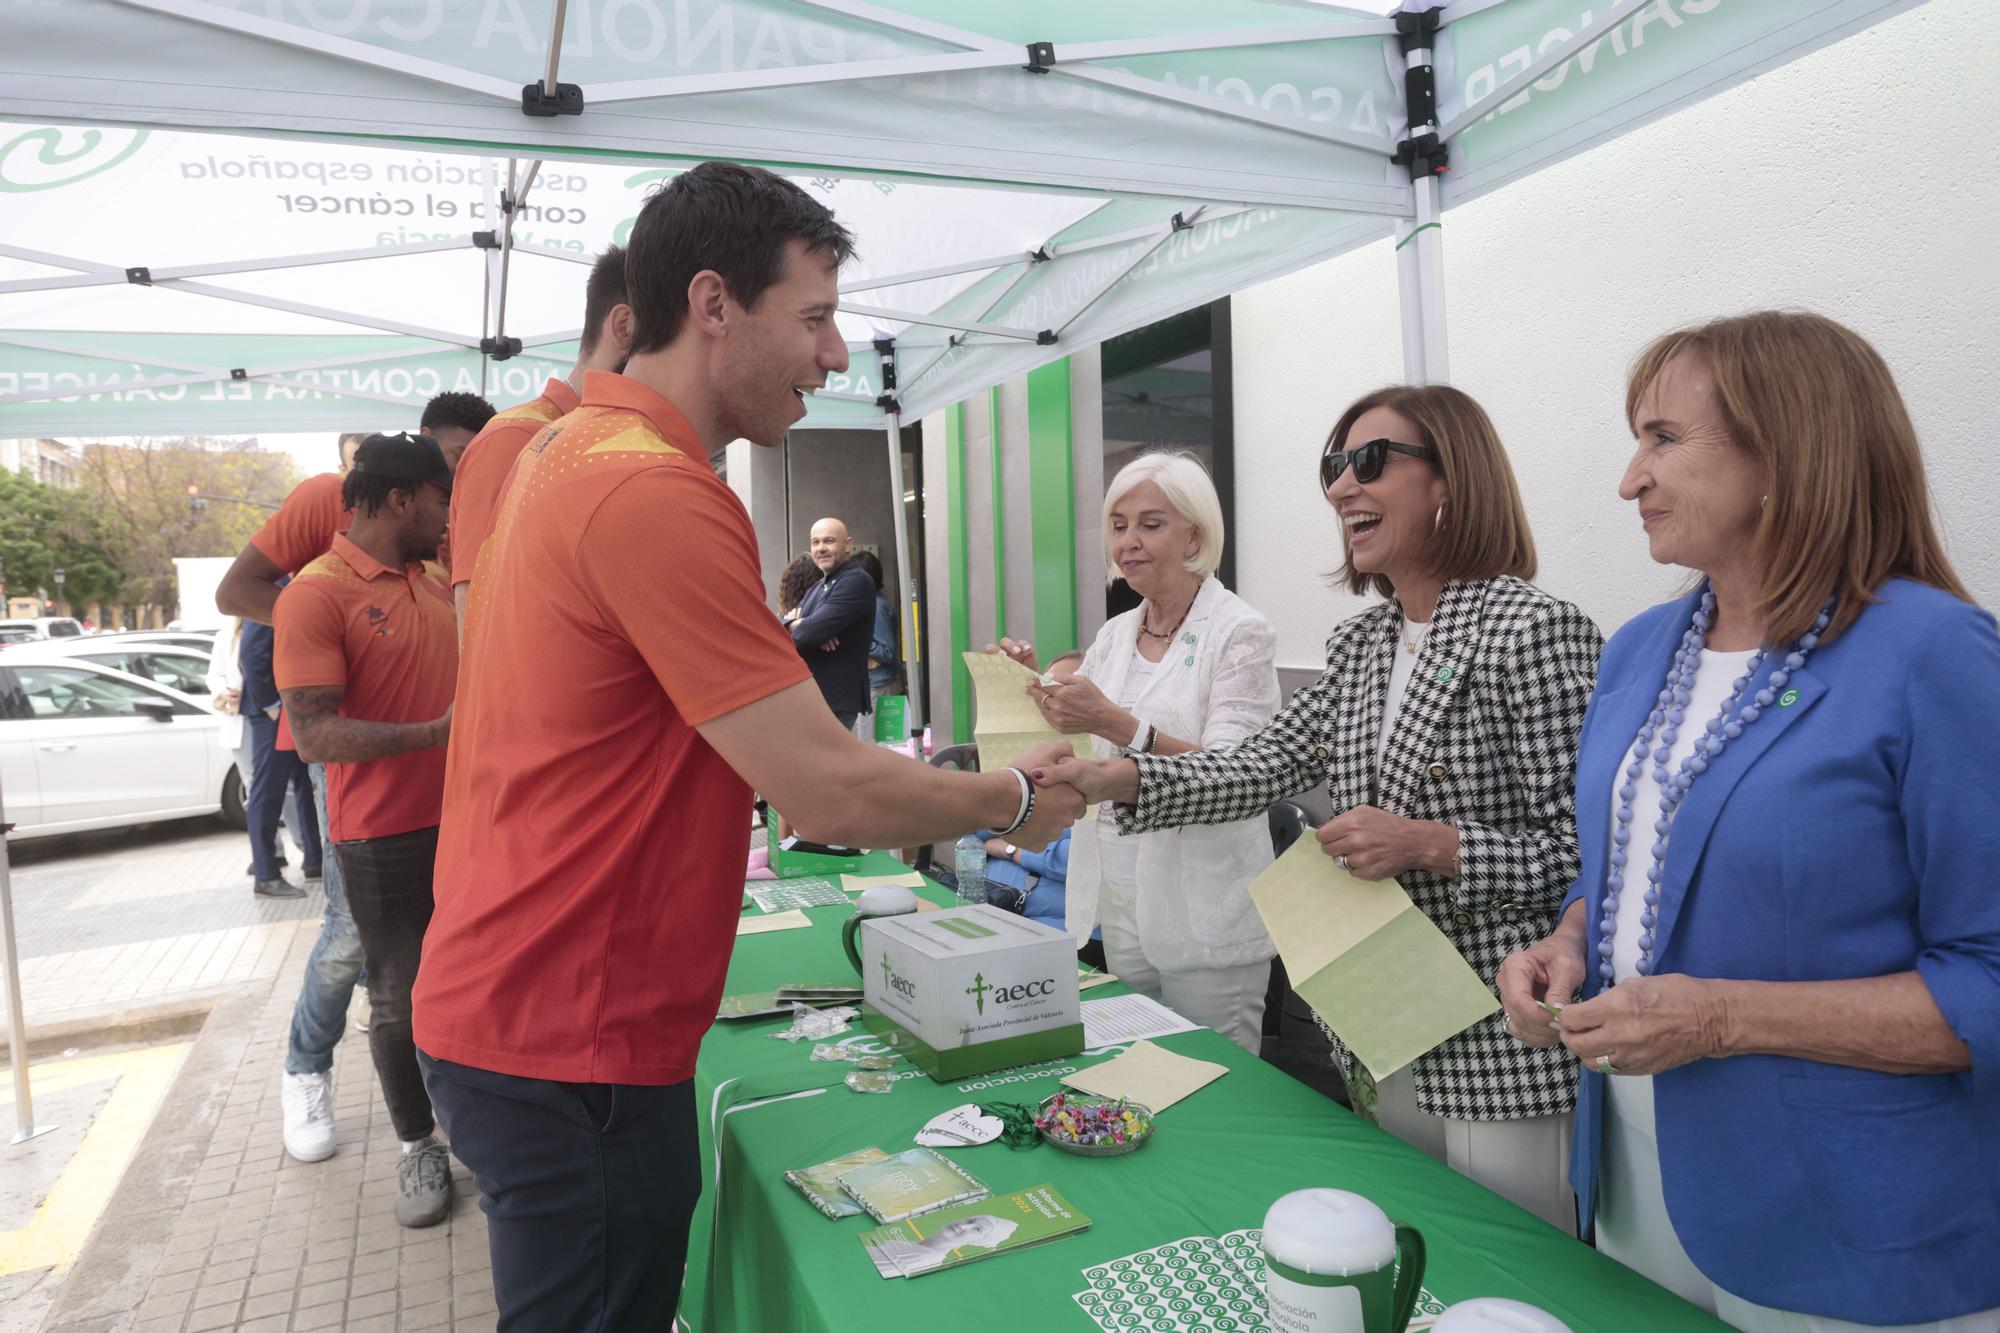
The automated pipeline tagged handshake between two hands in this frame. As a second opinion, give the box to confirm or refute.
[998,739,1093,852]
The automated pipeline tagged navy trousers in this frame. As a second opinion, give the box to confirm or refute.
[418,1053,700,1331]
[245,711,319,881]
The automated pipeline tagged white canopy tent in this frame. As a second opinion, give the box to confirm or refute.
[0,0,1929,735]
[1,0,1927,417]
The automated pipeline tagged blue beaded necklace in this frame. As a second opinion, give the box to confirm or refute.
[1597,586,1834,986]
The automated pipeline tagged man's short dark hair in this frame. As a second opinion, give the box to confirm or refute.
[579,244,628,355]
[420,392,496,436]
[853,549,884,592]
[626,162,855,356]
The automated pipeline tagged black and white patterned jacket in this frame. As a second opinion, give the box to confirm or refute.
[1121,576,1603,1121]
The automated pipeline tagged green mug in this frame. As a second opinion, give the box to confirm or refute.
[841,886,919,975]
[1262,1189,1426,1333]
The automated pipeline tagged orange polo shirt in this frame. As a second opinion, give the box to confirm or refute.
[414,372,809,1085]
[447,377,580,592]
[250,471,351,574]
[272,533,458,842]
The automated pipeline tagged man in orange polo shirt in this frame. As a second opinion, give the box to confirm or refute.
[412,161,1083,1329]
[449,245,633,634]
[276,432,459,1230]
[217,398,489,1166]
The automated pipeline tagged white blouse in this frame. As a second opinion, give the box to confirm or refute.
[1065,577,1281,972]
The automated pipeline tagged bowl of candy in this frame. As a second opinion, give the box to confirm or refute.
[1036,1093,1155,1157]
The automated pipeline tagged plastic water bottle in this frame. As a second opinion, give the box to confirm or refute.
[953,835,988,907]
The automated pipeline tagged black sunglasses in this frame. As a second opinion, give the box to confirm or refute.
[1319,437,1441,489]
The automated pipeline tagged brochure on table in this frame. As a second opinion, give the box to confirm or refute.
[863,1184,1092,1279]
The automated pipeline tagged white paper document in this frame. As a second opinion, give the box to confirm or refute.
[1080,993,1201,1048]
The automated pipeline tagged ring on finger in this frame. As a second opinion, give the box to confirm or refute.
[1335,854,1349,870]
[1596,1054,1620,1076]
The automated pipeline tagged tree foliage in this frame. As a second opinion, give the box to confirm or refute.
[76,437,299,610]
[0,466,122,606]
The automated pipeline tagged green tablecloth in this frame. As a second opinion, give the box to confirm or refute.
[682,855,1726,1332]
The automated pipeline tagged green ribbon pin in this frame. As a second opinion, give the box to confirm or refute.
[1435,665,1455,683]
[1779,687,1801,707]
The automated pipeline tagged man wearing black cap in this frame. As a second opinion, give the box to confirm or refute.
[274,432,459,1229]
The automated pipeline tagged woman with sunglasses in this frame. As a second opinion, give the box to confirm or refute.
[1040,384,1601,1231]
[1499,313,2000,1331]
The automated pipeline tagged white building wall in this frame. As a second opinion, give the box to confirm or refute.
[1232,0,2000,672]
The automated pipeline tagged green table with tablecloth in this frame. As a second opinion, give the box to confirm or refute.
[679,854,1726,1332]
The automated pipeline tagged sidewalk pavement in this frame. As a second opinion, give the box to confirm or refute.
[6,821,316,1031]
[6,822,499,1332]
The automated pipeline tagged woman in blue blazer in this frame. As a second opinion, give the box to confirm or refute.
[1498,311,1999,1331]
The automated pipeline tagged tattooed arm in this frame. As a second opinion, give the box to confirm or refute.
[282,685,452,765]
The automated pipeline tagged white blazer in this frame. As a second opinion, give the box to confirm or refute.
[1065,576,1280,971]
[206,619,245,751]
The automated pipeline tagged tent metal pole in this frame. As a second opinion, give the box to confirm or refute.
[481,159,501,397]
[1394,11,1449,386]
[542,0,570,96]
[1437,0,1652,143]
[588,21,1398,105]
[1395,176,1448,385]
[493,159,545,358]
[1051,213,1198,338]
[158,280,481,346]
[838,303,1046,342]
[110,0,518,100]
[3,777,56,1146]
[0,237,480,297]
[885,413,924,738]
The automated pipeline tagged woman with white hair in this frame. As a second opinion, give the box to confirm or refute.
[992,450,1280,1052]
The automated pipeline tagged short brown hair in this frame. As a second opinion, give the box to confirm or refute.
[1325,384,1536,598]
[1626,311,1967,645]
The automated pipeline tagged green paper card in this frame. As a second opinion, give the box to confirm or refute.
[785,1146,891,1219]
[860,1184,1091,1278]
[1248,837,1499,1081]
[836,1147,988,1224]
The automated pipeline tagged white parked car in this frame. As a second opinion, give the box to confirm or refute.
[86,631,223,653]
[0,616,86,641]
[23,639,214,699]
[0,652,245,840]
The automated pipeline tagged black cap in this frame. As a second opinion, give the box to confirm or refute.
[352,432,452,493]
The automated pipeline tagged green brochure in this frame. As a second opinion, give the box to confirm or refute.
[785,1146,892,1220]
[860,1184,1091,1278]
[835,1147,988,1224]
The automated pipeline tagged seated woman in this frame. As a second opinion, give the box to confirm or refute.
[1043,385,1600,1233]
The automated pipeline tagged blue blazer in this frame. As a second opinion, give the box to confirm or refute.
[239,618,282,717]
[1564,579,2000,1324]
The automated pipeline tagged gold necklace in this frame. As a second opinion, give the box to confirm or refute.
[1402,620,1431,656]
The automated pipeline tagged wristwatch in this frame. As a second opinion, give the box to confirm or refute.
[1125,719,1155,756]
[1002,843,1019,861]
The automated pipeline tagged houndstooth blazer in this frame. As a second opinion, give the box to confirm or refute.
[1120,576,1603,1121]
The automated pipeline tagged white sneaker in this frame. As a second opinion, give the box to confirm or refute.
[282,1070,337,1162]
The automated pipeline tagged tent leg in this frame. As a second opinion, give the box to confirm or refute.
[885,416,925,738]
[4,780,57,1146]
[1394,174,1448,386]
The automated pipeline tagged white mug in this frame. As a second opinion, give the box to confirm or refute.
[1262,1189,1426,1333]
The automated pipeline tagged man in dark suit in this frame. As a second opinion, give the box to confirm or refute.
[241,609,321,898]
[785,516,876,732]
